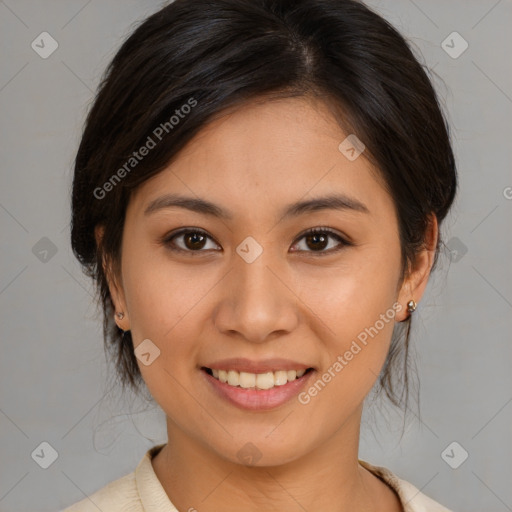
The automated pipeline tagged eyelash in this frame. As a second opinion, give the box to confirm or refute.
[161,226,352,256]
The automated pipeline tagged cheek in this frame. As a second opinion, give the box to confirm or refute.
[295,247,401,392]
[297,286,398,419]
[121,236,211,339]
[300,246,400,330]
[118,246,203,376]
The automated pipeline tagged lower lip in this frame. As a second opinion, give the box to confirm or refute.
[201,368,315,411]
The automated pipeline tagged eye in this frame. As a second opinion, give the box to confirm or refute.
[290,227,351,255]
[162,226,351,256]
[162,228,221,253]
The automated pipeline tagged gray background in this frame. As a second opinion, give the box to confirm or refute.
[1,1,511,511]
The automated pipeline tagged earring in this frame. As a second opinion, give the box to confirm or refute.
[407,300,417,313]
[116,311,125,319]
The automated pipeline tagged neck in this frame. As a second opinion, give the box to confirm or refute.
[151,405,399,512]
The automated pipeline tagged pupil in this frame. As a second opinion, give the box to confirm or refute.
[186,232,206,250]
[306,233,327,251]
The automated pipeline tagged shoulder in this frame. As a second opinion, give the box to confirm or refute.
[60,470,141,512]
[359,460,453,512]
[60,443,173,512]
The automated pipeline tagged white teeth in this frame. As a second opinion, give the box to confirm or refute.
[239,372,255,388]
[274,370,288,386]
[256,372,274,390]
[287,370,297,381]
[208,368,310,389]
[227,370,239,386]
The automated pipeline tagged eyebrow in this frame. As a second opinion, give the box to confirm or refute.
[143,192,370,219]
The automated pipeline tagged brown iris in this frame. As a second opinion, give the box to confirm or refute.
[305,232,328,251]
[184,231,207,250]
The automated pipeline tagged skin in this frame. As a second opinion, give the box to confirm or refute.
[96,96,437,512]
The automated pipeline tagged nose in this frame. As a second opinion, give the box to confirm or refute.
[213,252,299,344]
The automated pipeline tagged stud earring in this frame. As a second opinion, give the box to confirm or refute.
[116,311,125,319]
[407,300,417,313]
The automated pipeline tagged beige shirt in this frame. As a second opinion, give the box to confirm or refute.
[61,444,453,512]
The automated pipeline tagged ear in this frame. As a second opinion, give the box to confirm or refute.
[395,214,438,322]
[94,224,130,331]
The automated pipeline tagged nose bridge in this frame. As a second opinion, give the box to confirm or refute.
[236,254,279,307]
[214,242,298,342]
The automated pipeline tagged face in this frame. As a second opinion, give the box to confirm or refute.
[102,96,434,466]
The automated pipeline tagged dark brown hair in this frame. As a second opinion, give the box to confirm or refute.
[70,0,457,410]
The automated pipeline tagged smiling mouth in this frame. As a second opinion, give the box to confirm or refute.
[201,367,314,390]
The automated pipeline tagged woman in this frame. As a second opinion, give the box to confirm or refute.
[64,0,457,510]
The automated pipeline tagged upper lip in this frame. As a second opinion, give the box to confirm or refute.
[202,358,314,373]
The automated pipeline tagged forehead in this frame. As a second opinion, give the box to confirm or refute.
[128,96,393,222]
